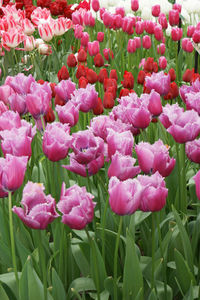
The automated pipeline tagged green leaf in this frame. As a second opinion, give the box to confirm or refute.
[174,249,196,294]
[71,244,90,276]
[0,283,9,300]
[19,257,53,300]
[123,230,143,300]
[172,207,194,274]
[52,268,66,300]
[90,239,107,292]
[67,277,96,298]
[148,288,158,300]
[0,272,20,299]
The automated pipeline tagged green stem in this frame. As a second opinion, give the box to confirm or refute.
[180,143,187,213]
[38,231,47,300]
[40,115,46,132]
[151,213,156,290]
[114,216,123,300]
[156,213,167,300]
[8,192,19,285]
[101,194,109,262]
[85,227,100,300]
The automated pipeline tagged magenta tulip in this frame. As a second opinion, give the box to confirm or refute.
[42,122,73,162]
[108,176,142,215]
[135,140,176,177]
[138,172,168,212]
[13,181,59,229]
[0,154,28,192]
[108,152,140,181]
[57,183,96,229]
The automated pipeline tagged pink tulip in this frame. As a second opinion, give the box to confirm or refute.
[194,170,200,201]
[0,101,8,116]
[115,7,125,18]
[127,39,136,53]
[108,176,142,215]
[0,84,14,105]
[145,71,170,96]
[135,21,145,35]
[142,35,151,49]
[122,17,134,35]
[152,5,160,17]
[138,172,168,212]
[107,129,134,159]
[31,7,51,27]
[57,183,96,229]
[159,56,167,70]
[182,38,194,53]
[22,18,35,35]
[0,110,21,131]
[169,9,179,26]
[171,27,183,41]
[24,36,35,51]
[6,73,35,95]
[108,152,140,180]
[186,139,200,163]
[81,32,89,47]
[92,0,100,12]
[173,3,182,13]
[88,41,100,56]
[157,43,165,55]
[135,37,141,48]
[185,92,200,114]
[154,24,163,41]
[1,29,24,48]
[90,115,131,141]
[71,129,104,164]
[135,140,176,177]
[163,108,200,143]
[83,11,95,27]
[56,101,79,127]
[158,13,168,30]
[74,24,83,39]
[145,21,155,35]
[159,103,184,129]
[1,127,32,158]
[187,25,195,38]
[131,0,139,12]
[63,152,104,177]
[13,182,59,229]
[97,32,104,42]
[42,122,73,162]
[26,82,51,119]
[147,89,162,116]
[71,84,98,113]
[72,10,83,25]
[38,22,54,42]
[54,79,76,103]
[0,154,28,192]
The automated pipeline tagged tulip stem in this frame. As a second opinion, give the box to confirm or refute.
[114,216,123,300]
[101,194,109,262]
[38,231,47,300]
[8,192,19,286]
[151,213,156,291]
[180,143,187,213]
[156,213,167,300]
[85,227,101,300]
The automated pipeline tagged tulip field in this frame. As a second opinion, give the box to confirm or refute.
[1,0,200,299]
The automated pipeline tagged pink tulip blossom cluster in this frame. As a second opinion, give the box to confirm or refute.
[13,181,95,230]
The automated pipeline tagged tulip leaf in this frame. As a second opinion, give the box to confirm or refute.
[67,277,96,298]
[0,272,20,299]
[172,207,194,273]
[123,229,143,300]
[90,238,107,292]
[52,268,66,300]
[104,276,122,299]
[0,283,9,300]
[174,249,196,294]
[71,244,90,276]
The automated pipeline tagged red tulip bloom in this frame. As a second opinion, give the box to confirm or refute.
[121,71,134,89]
[57,66,69,82]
